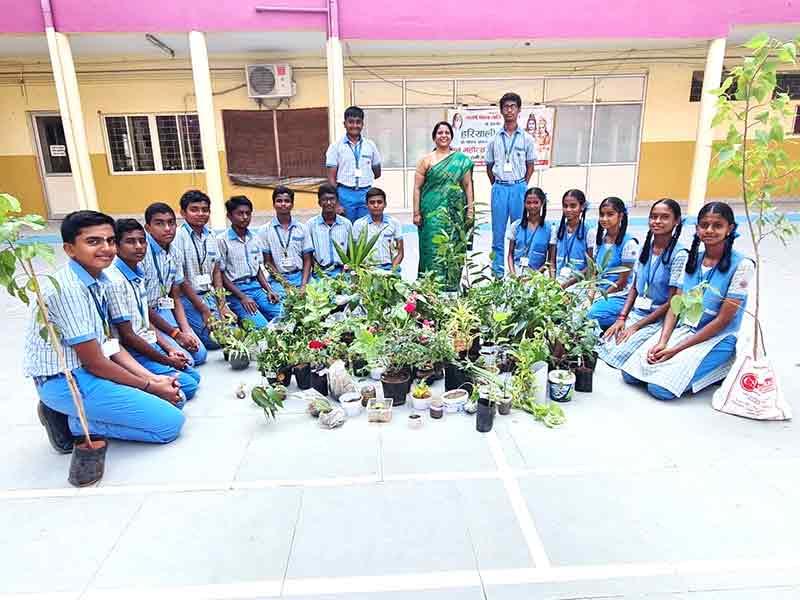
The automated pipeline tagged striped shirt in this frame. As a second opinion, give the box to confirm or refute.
[325,135,382,188]
[352,214,402,265]
[259,217,312,274]
[217,226,264,281]
[106,257,151,338]
[304,215,353,268]
[173,223,220,293]
[485,127,537,182]
[23,260,110,377]
[142,233,184,307]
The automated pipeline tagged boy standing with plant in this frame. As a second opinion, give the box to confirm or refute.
[142,202,207,366]
[24,211,185,451]
[352,187,404,271]
[174,190,232,349]
[305,183,353,277]
[325,105,382,222]
[261,185,313,292]
[106,219,200,402]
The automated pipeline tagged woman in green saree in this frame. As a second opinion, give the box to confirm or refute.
[413,121,475,280]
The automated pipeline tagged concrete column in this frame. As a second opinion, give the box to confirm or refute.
[189,30,226,229]
[688,37,726,214]
[43,29,98,211]
[326,36,346,143]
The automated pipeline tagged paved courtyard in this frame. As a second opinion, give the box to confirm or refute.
[1,214,799,600]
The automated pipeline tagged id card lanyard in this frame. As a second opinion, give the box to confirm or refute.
[642,254,662,298]
[126,277,148,327]
[559,229,579,271]
[275,223,294,262]
[190,230,208,275]
[152,251,174,298]
[88,285,110,339]
[501,130,519,172]
[349,138,363,184]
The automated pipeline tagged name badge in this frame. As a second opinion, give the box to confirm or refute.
[354,167,363,178]
[634,296,653,311]
[140,329,158,345]
[559,267,572,279]
[519,257,529,268]
[102,338,120,358]
[194,273,212,287]
[157,297,175,310]
[281,257,295,269]
[503,161,513,173]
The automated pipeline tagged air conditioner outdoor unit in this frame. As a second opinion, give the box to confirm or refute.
[245,64,294,99]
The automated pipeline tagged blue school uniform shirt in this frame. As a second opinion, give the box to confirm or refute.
[506,219,551,270]
[678,249,753,336]
[23,260,111,377]
[173,223,220,294]
[485,128,537,182]
[325,135,382,188]
[216,227,265,282]
[594,233,640,296]
[631,246,687,317]
[142,233,184,307]
[352,214,403,266]
[550,221,597,276]
[105,257,151,338]
[304,215,353,268]
[259,217,312,274]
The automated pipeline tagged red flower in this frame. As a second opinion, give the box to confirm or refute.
[404,302,416,313]
[308,340,325,350]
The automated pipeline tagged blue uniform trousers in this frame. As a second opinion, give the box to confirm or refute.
[337,185,369,223]
[622,335,737,401]
[180,293,221,350]
[490,181,526,277]
[128,342,200,402]
[36,368,185,443]
[156,307,208,365]
[227,279,281,329]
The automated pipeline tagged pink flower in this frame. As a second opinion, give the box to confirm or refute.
[404,302,416,313]
[422,319,433,328]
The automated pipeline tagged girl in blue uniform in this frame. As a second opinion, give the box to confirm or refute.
[621,202,753,401]
[597,198,685,369]
[549,189,596,288]
[586,197,640,329]
[506,187,552,276]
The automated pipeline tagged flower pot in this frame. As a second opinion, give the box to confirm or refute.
[468,337,481,360]
[311,368,329,397]
[294,363,312,390]
[444,362,473,393]
[442,389,468,413]
[222,348,230,361]
[476,397,495,432]
[432,362,445,381]
[381,371,411,407]
[68,437,107,487]
[275,365,293,387]
[408,414,423,429]
[340,392,363,417]
[548,370,576,403]
[350,357,368,377]
[411,393,432,411]
[574,366,594,393]
[429,400,444,420]
[416,368,436,386]
[360,384,377,407]
[229,353,250,371]
[498,399,512,415]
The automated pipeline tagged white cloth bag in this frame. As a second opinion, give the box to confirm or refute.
[712,354,791,421]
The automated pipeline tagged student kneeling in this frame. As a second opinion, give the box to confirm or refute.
[26,211,185,453]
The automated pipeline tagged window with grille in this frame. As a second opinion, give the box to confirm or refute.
[794,106,800,135]
[104,114,204,173]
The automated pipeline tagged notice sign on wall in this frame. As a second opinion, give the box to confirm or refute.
[49,144,67,157]
[447,106,555,169]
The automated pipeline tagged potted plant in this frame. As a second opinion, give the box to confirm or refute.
[379,330,423,406]
[467,362,503,433]
[306,338,332,396]
[0,195,105,486]
[548,369,576,403]
[251,384,286,422]
[410,381,432,410]
[444,298,481,355]
[509,335,550,410]
[308,396,333,418]
[565,315,599,393]
[291,338,314,390]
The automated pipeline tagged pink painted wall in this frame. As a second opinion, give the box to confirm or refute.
[2,0,798,38]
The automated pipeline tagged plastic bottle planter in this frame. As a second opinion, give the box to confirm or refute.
[429,399,444,420]
[497,397,512,415]
[367,397,392,423]
[475,397,496,432]
[408,413,423,429]
[548,370,576,403]
[340,391,363,417]
[360,384,377,407]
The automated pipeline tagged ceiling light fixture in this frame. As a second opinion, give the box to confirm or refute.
[145,34,176,58]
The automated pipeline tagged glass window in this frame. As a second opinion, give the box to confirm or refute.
[362,108,404,168]
[591,104,642,164]
[178,115,204,170]
[105,116,134,172]
[156,115,184,171]
[552,105,592,166]
[128,116,155,171]
[406,107,448,166]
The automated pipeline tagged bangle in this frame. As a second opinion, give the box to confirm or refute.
[170,328,180,338]
[617,315,627,321]
[143,380,151,392]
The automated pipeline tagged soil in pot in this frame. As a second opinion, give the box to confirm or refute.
[68,437,107,487]
[311,369,329,397]
[476,397,496,432]
[381,371,411,407]
[497,399,512,415]
[429,401,444,419]
[575,366,594,393]
[294,363,312,390]
[444,362,473,393]
[229,353,250,371]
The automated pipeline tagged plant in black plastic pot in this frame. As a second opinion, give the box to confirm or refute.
[567,315,599,393]
[466,361,503,433]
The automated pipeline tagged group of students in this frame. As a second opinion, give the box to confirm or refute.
[505,187,752,401]
[25,184,405,453]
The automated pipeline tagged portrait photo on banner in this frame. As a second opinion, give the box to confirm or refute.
[448,105,555,169]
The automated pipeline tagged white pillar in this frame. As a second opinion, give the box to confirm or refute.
[189,30,226,229]
[326,36,346,143]
[688,37,727,214]
[43,29,98,211]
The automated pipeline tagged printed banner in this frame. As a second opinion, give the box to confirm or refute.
[448,106,555,169]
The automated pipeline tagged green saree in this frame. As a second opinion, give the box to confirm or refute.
[418,151,474,278]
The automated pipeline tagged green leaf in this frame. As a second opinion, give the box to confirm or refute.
[0,193,22,216]
[743,33,770,50]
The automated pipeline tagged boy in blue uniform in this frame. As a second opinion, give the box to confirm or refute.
[174,190,233,349]
[305,183,353,277]
[142,202,207,366]
[325,105,382,222]
[261,185,313,293]
[485,92,537,278]
[26,211,184,452]
[106,219,200,402]
[352,187,404,271]
[217,195,281,329]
